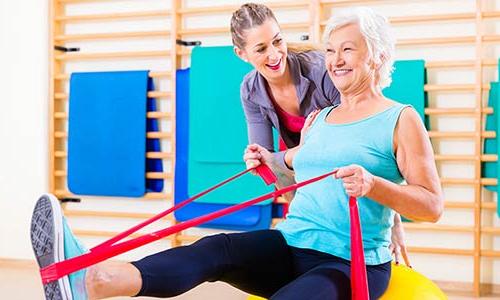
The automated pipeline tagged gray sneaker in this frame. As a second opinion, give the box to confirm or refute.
[30,194,73,300]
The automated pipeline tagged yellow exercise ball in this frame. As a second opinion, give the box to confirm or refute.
[379,263,447,300]
[248,264,447,300]
[247,295,266,300]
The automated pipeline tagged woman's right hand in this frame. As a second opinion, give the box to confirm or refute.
[243,143,273,174]
[300,109,321,145]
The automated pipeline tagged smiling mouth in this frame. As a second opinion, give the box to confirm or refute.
[266,59,282,71]
[333,69,352,76]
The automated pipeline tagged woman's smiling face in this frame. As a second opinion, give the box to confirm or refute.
[325,23,375,94]
[235,18,288,81]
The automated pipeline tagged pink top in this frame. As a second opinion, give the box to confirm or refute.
[272,101,306,151]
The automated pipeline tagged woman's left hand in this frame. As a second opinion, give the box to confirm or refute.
[389,214,411,267]
[335,164,375,198]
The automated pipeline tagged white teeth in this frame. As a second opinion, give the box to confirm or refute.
[267,59,281,67]
[334,69,351,75]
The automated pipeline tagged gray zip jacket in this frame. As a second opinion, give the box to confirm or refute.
[240,50,340,169]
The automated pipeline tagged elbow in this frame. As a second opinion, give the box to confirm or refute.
[427,193,444,223]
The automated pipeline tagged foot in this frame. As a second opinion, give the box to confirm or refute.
[30,194,88,300]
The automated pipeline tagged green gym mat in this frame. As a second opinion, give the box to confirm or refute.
[483,82,499,192]
[383,60,427,127]
[188,46,273,205]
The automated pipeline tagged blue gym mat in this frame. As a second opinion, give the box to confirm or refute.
[174,68,272,230]
[68,70,163,197]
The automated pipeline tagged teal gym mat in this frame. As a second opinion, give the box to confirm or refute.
[188,46,273,205]
[483,82,499,192]
[383,60,427,126]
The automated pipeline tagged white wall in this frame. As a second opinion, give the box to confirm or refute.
[0,0,48,259]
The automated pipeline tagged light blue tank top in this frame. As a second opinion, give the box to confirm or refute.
[276,103,408,265]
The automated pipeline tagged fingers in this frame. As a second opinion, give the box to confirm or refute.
[335,165,358,179]
[392,245,402,265]
[401,246,412,268]
[303,109,321,128]
[243,144,262,171]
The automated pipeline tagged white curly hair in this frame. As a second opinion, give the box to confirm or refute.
[323,7,396,89]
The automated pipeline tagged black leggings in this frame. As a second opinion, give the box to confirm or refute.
[131,230,391,299]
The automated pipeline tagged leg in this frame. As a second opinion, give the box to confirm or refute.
[270,265,351,300]
[132,230,294,298]
[270,259,391,300]
[85,261,142,299]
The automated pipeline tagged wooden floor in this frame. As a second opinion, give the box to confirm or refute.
[1,260,499,300]
[0,261,247,300]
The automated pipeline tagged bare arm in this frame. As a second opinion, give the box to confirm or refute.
[336,107,443,222]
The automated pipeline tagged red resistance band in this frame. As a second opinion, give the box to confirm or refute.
[40,165,369,300]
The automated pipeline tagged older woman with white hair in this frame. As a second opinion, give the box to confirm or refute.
[30,7,442,300]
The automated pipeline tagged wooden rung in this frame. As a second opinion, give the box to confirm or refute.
[146,172,173,179]
[320,13,476,26]
[55,131,172,139]
[481,178,497,185]
[147,112,173,119]
[481,250,500,258]
[397,35,500,46]
[54,30,170,42]
[54,170,67,177]
[55,170,173,180]
[425,59,498,68]
[54,190,172,201]
[444,201,497,210]
[441,178,477,185]
[146,132,172,139]
[149,71,172,79]
[483,35,500,43]
[64,209,172,220]
[482,227,500,235]
[148,91,172,98]
[53,151,173,160]
[54,91,171,100]
[428,131,495,138]
[408,246,473,256]
[55,71,172,80]
[178,22,308,36]
[390,13,474,24]
[445,201,474,209]
[54,151,67,158]
[146,152,173,159]
[54,131,68,138]
[55,10,171,23]
[55,50,171,61]
[434,154,497,161]
[483,11,500,19]
[144,192,172,200]
[424,107,493,115]
[440,178,497,185]
[54,112,67,119]
[403,223,473,233]
[53,111,173,120]
[424,84,490,92]
[177,1,308,15]
[54,189,72,198]
[482,202,497,210]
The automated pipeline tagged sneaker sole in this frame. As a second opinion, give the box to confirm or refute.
[30,194,73,300]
